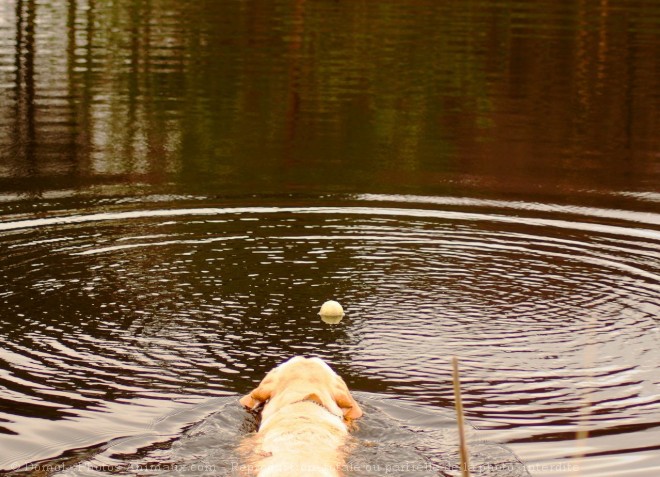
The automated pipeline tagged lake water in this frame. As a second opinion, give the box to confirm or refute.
[0,1,659,476]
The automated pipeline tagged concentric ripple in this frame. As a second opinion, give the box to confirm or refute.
[0,194,658,476]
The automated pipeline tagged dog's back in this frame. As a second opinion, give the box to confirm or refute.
[252,401,347,476]
[239,357,362,477]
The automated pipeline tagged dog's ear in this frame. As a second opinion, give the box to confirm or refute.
[333,375,363,420]
[239,372,277,410]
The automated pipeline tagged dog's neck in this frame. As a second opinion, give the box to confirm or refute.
[262,392,343,422]
[288,395,341,418]
[297,392,324,408]
[295,396,338,415]
[258,398,344,433]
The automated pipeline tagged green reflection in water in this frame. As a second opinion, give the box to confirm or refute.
[1,0,659,199]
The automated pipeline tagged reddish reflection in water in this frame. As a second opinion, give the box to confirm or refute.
[0,0,658,204]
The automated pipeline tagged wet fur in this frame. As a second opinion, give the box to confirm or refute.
[239,356,362,477]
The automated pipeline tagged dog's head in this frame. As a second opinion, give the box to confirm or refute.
[239,356,363,421]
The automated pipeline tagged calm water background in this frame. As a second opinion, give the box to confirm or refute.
[0,1,659,476]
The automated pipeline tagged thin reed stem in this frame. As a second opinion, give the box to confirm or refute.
[573,316,598,475]
[452,356,470,477]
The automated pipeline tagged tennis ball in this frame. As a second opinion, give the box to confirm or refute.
[319,300,345,318]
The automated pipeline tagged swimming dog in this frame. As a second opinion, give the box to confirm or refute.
[239,356,363,477]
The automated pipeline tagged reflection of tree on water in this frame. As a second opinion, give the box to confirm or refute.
[66,0,96,179]
[9,0,94,194]
[13,0,36,188]
[1,0,659,196]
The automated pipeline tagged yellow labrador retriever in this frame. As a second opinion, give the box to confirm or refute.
[239,356,363,477]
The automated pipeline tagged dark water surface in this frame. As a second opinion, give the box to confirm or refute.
[0,1,659,476]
